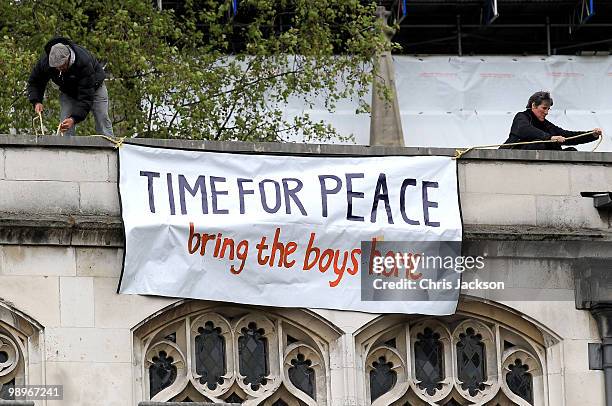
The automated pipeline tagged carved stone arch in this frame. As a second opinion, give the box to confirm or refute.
[367,345,408,405]
[206,382,249,404]
[260,383,309,406]
[282,343,323,405]
[355,299,552,406]
[497,327,546,378]
[456,297,561,349]
[0,334,19,379]
[500,348,542,406]
[146,340,188,401]
[140,317,188,401]
[484,389,524,406]
[133,300,338,405]
[389,388,429,406]
[170,382,213,402]
[132,300,342,344]
[0,300,44,400]
[355,316,411,406]
[437,388,473,406]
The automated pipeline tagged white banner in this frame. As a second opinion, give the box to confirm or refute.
[393,55,612,151]
[118,144,462,314]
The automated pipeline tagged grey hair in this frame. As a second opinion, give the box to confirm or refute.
[526,91,553,108]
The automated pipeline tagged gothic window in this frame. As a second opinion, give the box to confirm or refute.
[238,322,269,391]
[359,314,547,406]
[456,327,487,396]
[149,350,178,397]
[195,321,226,390]
[135,302,333,405]
[414,327,444,396]
[501,348,541,406]
[506,359,533,404]
[370,356,397,401]
[288,353,316,399]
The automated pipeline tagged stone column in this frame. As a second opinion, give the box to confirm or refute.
[575,257,612,405]
[369,6,404,147]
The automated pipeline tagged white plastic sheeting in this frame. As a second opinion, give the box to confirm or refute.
[394,55,612,151]
[286,55,612,151]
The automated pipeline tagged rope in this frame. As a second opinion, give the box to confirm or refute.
[32,113,48,136]
[93,134,126,148]
[30,114,603,154]
[36,112,46,135]
[30,114,125,147]
[454,131,601,159]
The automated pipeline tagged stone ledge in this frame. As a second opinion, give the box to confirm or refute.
[465,224,609,241]
[0,214,122,247]
[1,135,612,163]
[0,213,609,246]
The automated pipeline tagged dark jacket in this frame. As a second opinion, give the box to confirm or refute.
[27,37,106,123]
[500,109,597,150]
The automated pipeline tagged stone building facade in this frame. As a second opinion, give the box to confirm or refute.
[0,136,610,405]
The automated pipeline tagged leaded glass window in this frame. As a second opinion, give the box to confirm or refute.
[238,322,269,390]
[137,306,330,404]
[195,321,226,390]
[370,356,397,401]
[289,353,316,399]
[456,327,486,396]
[506,359,533,404]
[360,315,546,405]
[414,327,444,395]
[149,350,177,398]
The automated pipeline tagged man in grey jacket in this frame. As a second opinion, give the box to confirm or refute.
[27,37,113,136]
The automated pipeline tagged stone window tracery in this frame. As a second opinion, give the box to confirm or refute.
[134,303,333,405]
[0,332,20,401]
[359,314,547,406]
[0,302,43,402]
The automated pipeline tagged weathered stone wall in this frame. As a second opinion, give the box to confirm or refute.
[0,136,610,405]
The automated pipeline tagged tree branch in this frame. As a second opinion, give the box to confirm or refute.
[179,66,303,108]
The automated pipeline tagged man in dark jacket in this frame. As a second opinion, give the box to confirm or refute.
[500,91,601,150]
[27,37,113,136]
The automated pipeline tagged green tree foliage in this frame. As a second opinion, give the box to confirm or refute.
[0,0,388,141]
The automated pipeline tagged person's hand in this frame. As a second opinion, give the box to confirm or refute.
[551,135,566,143]
[593,128,603,137]
[34,103,43,114]
[59,117,75,132]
